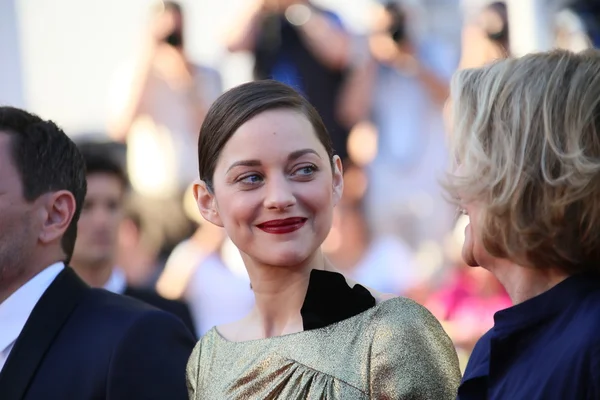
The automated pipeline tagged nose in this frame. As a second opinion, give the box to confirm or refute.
[90,205,114,228]
[263,175,296,211]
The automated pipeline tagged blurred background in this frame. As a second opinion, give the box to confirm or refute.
[2,0,599,371]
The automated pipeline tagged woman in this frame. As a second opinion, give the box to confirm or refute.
[446,49,600,399]
[186,80,461,399]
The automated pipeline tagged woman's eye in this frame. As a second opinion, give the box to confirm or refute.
[293,165,317,177]
[239,174,263,185]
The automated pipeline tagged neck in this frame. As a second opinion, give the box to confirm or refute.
[71,260,113,288]
[244,251,326,339]
[329,236,368,272]
[488,261,570,304]
[0,253,63,304]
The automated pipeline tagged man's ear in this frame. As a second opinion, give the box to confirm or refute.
[38,190,76,245]
[331,155,344,206]
[193,181,224,227]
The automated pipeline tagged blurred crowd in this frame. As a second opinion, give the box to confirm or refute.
[63,0,600,370]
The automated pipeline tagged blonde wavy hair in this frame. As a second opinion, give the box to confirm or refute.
[445,49,600,273]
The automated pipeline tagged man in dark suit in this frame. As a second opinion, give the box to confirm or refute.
[71,141,197,337]
[0,107,196,400]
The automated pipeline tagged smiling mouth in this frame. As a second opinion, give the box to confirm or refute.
[256,217,308,234]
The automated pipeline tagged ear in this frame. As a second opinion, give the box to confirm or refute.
[193,180,224,227]
[331,155,344,206]
[38,190,76,246]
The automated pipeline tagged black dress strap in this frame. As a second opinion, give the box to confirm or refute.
[301,269,376,331]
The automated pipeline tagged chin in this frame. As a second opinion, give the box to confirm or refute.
[463,257,480,267]
[265,253,311,268]
[462,247,480,267]
[89,254,114,267]
[256,245,314,268]
[462,225,480,267]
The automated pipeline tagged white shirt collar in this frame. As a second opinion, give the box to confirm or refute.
[0,262,65,367]
[103,267,127,295]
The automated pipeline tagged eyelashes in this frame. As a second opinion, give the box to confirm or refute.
[238,174,263,185]
[235,164,319,188]
[293,165,318,177]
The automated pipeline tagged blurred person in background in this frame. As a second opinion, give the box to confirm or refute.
[323,162,419,295]
[555,6,596,52]
[107,0,222,260]
[116,207,163,288]
[339,0,457,255]
[156,184,255,336]
[71,141,197,337]
[459,1,509,69]
[459,1,596,71]
[226,0,352,162]
[0,107,194,399]
[447,49,600,399]
[570,0,600,47]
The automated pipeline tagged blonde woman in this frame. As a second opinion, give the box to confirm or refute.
[446,49,600,399]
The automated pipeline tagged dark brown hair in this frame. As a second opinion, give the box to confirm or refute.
[0,106,87,264]
[198,80,334,192]
[76,141,129,191]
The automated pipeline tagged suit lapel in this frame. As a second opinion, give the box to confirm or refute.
[0,267,89,399]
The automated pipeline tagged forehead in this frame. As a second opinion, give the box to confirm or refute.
[0,132,12,156]
[85,173,125,196]
[216,109,325,167]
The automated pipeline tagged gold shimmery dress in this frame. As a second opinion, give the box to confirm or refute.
[186,270,461,399]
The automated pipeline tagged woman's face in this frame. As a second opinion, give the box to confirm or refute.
[196,109,343,268]
[461,202,480,267]
[446,103,490,269]
[454,161,493,269]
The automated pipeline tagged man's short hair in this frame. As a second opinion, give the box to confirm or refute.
[0,106,87,263]
[76,141,129,190]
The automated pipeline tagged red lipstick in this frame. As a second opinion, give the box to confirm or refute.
[256,217,307,234]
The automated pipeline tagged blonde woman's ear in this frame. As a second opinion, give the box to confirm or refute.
[193,180,224,228]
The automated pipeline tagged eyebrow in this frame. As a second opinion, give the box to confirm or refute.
[226,149,321,173]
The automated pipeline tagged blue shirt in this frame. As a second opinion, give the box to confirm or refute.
[458,273,600,400]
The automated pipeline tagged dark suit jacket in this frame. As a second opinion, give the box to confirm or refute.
[124,286,197,338]
[0,267,196,400]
